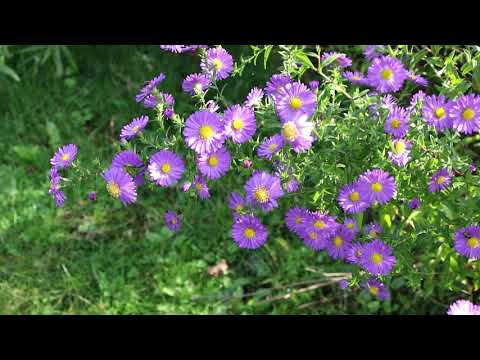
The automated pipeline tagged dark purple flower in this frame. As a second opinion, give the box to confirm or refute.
[88,191,97,201]
[244,171,284,212]
[366,56,408,93]
[360,239,396,276]
[232,215,268,249]
[408,197,421,210]
[50,144,78,169]
[454,225,480,259]
[428,168,451,193]
[164,210,181,232]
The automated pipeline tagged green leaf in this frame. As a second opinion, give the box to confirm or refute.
[294,52,315,70]
[0,63,20,82]
[263,45,273,70]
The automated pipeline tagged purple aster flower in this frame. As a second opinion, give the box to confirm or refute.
[257,134,284,160]
[182,73,211,95]
[136,73,165,103]
[447,300,480,315]
[242,159,253,169]
[281,114,315,153]
[337,182,370,214]
[164,210,181,232]
[338,279,349,289]
[285,207,309,235]
[346,243,364,264]
[409,90,426,110]
[326,225,354,260]
[224,105,257,144]
[358,169,396,205]
[366,56,408,93]
[450,94,480,134]
[111,150,145,186]
[197,146,231,180]
[102,167,137,206]
[321,52,352,68]
[342,71,366,85]
[51,190,66,207]
[384,106,410,138]
[205,100,219,113]
[408,71,428,87]
[360,239,396,276]
[164,108,174,119]
[363,45,383,61]
[304,211,338,242]
[88,191,97,201]
[422,95,453,132]
[388,139,412,167]
[363,279,390,301]
[364,222,383,238]
[182,182,191,192]
[275,82,317,122]
[308,80,319,90]
[50,144,78,169]
[265,74,293,98]
[184,110,226,155]
[200,47,234,80]
[159,45,207,53]
[193,175,210,199]
[120,115,149,142]
[245,171,284,212]
[470,163,477,173]
[454,225,480,259]
[244,87,264,108]
[285,178,299,193]
[382,94,397,110]
[229,192,246,215]
[148,150,185,187]
[112,150,144,169]
[232,215,268,249]
[428,168,451,193]
[408,197,421,210]
[344,218,359,235]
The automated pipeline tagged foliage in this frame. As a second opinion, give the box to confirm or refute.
[2,45,480,314]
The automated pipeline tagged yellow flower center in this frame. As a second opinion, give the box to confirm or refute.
[171,218,177,225]
[353,76,360,81]
[391,118,401,129]
[235,204,243,213]
[371,182,383,193]
[295,216,303,224]
[61,154,70,161]
[195,183,203,192]
[161,163,171,174]
[349,191,360,202]
[254,187,269,203]
[381,68,393,80]
[334,236,343,248]
[107,181,121,198]
[371,252,383,265]
[268,143,277,152]
[347,223,354,229]
[369,287,379,296]
[232,118,244,131]
[208,155,219,167]
[394,140,406,154]
[369,231,378,237]
[463,108,475,121]
[289,96,303,110]
[282,122,297,141]
[212,58,223,71]
[467,237,479,248]
[434,107,445,119]
[436,176,446,185]
[314,220,326,229]
[199,125,214,140]
[244,228,256,239]
[308,231,317,240]
[132,125,140,133]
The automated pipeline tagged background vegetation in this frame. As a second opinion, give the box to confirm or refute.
[2,45,479,314]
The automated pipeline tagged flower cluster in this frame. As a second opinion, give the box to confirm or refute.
[49,45,480,313]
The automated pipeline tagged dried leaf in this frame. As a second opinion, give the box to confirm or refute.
[207,259,229,277]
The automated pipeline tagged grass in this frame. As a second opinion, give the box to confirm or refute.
[1,45,450,314]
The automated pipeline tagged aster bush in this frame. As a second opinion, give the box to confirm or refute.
[15,45,480,314]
